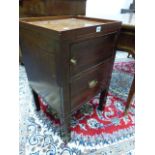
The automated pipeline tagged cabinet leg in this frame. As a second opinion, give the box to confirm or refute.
[98,89,108,111]
[60,116,71,143]
[32,89,40,111]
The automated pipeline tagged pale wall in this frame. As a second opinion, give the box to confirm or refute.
[86,0,134,24]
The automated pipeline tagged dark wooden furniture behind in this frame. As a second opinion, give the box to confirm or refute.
[117,24,135,57]
[20,16,121,141]
[116,24,135,114]
[19,0,86,17]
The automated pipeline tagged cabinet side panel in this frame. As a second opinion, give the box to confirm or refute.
[20,28,61,113]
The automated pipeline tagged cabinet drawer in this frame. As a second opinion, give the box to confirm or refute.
[70,57,113,110]
[70,33,116,76]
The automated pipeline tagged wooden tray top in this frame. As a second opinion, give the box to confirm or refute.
[26,17,105,31]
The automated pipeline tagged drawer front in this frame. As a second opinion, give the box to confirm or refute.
[70,57,114,110]
[70,33,116,76]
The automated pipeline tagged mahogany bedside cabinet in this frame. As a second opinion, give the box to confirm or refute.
[19,16,122,141]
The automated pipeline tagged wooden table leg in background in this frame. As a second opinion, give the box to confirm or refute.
[125,76,135,114]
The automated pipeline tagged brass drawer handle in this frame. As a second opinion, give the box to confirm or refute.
[88,80,98,88]
[70,58,77,65]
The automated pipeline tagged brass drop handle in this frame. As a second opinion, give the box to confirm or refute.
[70,58,77,65]
[88,80,98,88]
